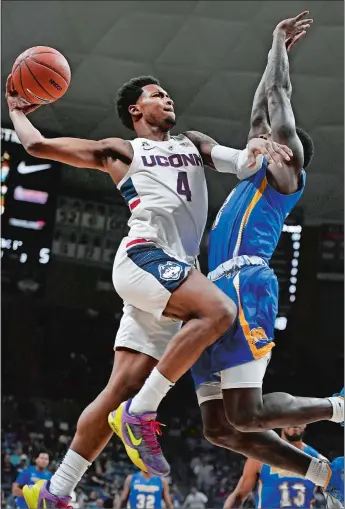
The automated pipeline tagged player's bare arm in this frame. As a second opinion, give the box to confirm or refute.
[5,75,133,185]
[184,130,293,173]
[265,11,313,180]
[12,482,24,498]
[116,474,132,509]
[162,477,173,509]
[224,459,262,509]
[248,27,307,142]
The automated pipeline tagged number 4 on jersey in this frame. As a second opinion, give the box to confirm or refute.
[177,171,192,201]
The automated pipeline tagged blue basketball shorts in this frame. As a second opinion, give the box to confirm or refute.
[191,257,278,390]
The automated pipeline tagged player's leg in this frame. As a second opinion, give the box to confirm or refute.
[200,398,336,490]
[54,347,157,491]
[223,386,341,432]
[201,398,311,475]
[193,380,332,488]
[113,241,237,406]
[114,258,237,384]
[127,268,236,414]
[218,265,343,431]
[70,347,158,460]
[158,268,237,380]
[110,241,236,475]
[22,343,158,508]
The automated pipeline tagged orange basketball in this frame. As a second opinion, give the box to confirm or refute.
[12,46,71,105]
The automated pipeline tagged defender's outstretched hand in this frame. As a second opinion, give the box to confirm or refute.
[275,11,313,51]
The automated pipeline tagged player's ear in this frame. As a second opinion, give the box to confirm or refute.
[128,104,141,119]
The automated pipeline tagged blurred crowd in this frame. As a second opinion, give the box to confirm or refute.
[2,393,343,509]
[1,393,247,509]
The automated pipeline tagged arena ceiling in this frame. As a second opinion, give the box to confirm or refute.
[2,0,344,224]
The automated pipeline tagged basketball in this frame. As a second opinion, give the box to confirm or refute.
[12,46,71,105]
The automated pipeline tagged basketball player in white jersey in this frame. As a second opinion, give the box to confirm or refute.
[6,72,292,508]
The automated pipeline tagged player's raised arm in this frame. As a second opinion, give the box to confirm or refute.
[248,27,306,142]
[116,474,132,509]
[265,12,313,172]
[184,130,292,178]
[223,459,261,509]
[5,75,132,182]
[248,66,270,142]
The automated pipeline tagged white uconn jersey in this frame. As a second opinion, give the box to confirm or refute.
[117,135,208,263]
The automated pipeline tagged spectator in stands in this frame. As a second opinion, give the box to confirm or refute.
[85,491,108,509]
[10,447,23,468]
[2,453,17,488]
[171,484,183,507]
[15,455,29,475]
[12,450,51,509]
[183,487,208,509]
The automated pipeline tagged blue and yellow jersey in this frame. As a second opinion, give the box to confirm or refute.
[15,466,52,508]
[128,471,163,509]
[209,159,306,270]
[256,444,320,508]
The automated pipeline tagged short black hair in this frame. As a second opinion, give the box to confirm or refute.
[36,449,49,458]
[296,127,314,169]
[116,76,160,131]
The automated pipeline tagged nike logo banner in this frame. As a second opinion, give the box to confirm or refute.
[17,161,52,174]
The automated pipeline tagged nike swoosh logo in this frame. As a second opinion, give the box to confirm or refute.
[126,423,142,446]
[17,161,52,174]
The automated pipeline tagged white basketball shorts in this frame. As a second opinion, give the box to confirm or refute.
[112,237,192,359]
[196,352,271,405]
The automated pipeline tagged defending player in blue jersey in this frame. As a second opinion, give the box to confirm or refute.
[116,470,172,509]
[191,11,344,505]
[12,450,51,509]
[224,425,327,509]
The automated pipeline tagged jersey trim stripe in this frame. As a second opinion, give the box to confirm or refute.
[126,238,155,249]
[233,272,275,359]
[129,197,141,210]
[323,463,333,490]
[119,177,140,210]
[233,176,268,257]
[257,479,263,508]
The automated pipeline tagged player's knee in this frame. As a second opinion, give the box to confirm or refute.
[107,372,145,401]
[208,300,237,340]
[225,407,266,433]
[203,424,245,450]
[203,424,229,447]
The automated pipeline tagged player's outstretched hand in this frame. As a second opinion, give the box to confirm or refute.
[247,138,293,168]
[5,75,41,115]
[274,11,313,50]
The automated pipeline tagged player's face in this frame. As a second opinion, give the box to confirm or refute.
[136,84,176,129]
[283,425,306,441]
[36,453,49,469]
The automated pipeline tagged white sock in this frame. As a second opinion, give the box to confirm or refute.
[129,368,175,415]
[305,457,332,488]
[49,449,91,497]
[328,396,344,423]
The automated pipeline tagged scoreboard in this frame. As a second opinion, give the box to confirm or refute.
[1,127,61,289]
[52,196,129,266]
